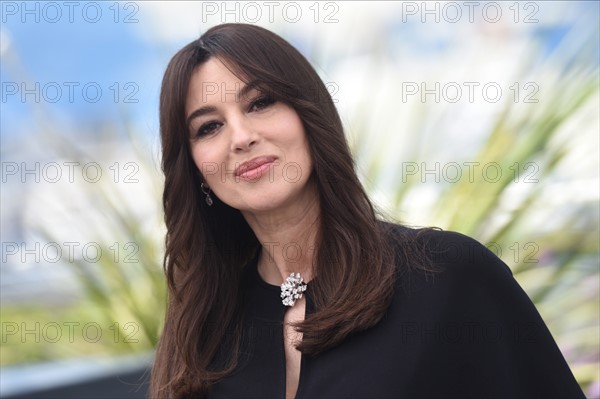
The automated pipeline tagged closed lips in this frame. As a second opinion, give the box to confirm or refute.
[235,156,277,176]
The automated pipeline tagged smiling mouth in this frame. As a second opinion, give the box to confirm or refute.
[235,156,277,180]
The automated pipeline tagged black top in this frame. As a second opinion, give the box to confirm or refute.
[208,226,586,399]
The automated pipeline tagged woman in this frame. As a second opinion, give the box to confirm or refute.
[150,23,585,399]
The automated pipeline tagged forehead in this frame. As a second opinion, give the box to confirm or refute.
[193,57,241,85]
[186,58,246,108]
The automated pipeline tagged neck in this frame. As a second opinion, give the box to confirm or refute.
[242,185,320,286]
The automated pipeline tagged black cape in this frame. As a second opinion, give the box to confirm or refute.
[208,226,586,398]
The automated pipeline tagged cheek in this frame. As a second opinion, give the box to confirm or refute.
[190,146,215,180]
[190,143,230,189]
[190,148,203,171]
[278,112,308,150]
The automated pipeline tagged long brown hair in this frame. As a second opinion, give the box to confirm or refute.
[150,23,429,398]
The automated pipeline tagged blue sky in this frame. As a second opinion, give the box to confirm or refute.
[1,2,163,139]
[1,1,597,141]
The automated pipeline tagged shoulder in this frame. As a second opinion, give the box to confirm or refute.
[380,222,518,300]
[376,223,586,398]
[382,223,543,329]
[382,221,512,277]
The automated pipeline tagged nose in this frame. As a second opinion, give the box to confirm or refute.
[229,117,259,152]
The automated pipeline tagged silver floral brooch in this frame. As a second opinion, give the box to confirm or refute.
[280,272,307,307]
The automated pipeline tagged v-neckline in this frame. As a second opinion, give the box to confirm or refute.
[248,252,313,398]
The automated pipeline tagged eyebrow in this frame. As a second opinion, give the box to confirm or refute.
[186,81,261,128]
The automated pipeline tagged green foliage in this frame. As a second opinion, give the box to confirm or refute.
[1,129,166,365]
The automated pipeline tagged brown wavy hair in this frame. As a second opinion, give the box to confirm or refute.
[150,23,427,398]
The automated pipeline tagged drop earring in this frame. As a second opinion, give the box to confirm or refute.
[201,182,213,206]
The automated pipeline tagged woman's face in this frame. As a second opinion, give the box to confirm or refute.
[186,57,314,214]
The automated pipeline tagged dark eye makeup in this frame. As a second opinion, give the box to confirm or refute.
[192,95,276,139]
[196,121,222,137]
[248,95,275,112]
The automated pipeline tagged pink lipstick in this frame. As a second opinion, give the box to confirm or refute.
[235,156,277,181]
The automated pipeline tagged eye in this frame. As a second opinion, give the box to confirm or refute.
[249,96,275,112]
[196,121,222,138]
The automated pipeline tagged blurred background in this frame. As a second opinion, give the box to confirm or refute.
[1,1,598,397]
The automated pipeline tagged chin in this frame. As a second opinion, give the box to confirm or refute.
[241,199,285,214]
[236,192,295,214]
